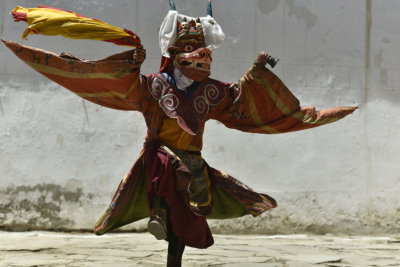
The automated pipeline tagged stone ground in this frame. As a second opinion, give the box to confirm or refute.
[0,231,399,266]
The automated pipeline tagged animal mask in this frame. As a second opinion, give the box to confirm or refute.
[159,0,225,81]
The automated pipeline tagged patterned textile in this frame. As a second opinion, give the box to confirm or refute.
[95,174,130,229]
[150,195,168,226]
[146,73,230,135]
[3,40,357,245]
[11,6,141,47]
[2,40,356,141]
[168,147,212,208]
[157,144,215,217]
[94,151,147,233]
[144,144,214,249]
[208,64,358,134]
[1,40,150,111]
[213,169,277,216]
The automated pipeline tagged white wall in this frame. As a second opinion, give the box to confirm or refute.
[1,0,399,235]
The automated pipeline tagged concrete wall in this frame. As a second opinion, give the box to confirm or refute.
[1,0,399,235]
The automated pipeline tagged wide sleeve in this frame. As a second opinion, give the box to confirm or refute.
[208,61,357,134]
[2,39,149,112]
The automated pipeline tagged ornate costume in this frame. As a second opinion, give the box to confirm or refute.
[4,1,357,266]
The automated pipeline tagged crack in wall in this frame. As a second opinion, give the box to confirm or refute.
[82,99,90,125]
[0,0,4,37]
[253,1,258,58]
[0,98,4,116]
[364,0,372,226]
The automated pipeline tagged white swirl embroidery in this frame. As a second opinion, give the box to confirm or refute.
[152,78,166,94]
[205,84,219,102]
[162,94,180,111]
[194,96,207,114]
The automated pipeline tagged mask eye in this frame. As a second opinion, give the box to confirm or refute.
[185,45,193,52]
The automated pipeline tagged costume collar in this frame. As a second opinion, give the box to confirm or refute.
[146,73,229,135]
[162,71,202,100]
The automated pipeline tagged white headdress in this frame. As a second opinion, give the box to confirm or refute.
[159,1,225,58]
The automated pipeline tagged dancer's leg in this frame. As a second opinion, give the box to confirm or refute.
[167,223,185,267]
[148,195,185,266]
[145,148,213,249]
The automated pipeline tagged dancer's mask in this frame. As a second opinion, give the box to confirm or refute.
[159,1,225,81]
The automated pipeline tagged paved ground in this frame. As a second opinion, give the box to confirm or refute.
[0,231,399,266]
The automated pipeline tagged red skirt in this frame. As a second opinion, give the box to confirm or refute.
[145,144,214,249]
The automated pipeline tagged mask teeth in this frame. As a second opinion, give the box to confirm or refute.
[193,61,211,71]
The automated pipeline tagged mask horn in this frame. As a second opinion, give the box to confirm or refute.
[169,0,176,11]
[207,0,213,17]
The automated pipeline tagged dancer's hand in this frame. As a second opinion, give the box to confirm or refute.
[255,51,271,66]
[133,47,146,64]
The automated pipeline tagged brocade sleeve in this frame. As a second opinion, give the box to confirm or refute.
[2,39,150,112]
[207,61,357,134]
